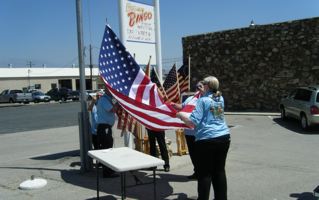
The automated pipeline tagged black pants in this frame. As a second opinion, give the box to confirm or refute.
[147,129,169,166]
[97,123,114,175]
[195,136,230,200]
[92,134,98,150]
[185,135,197,175]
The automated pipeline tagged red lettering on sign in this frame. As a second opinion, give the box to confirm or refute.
[128,11,152,27]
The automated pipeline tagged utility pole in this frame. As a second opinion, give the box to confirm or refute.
[89,44,93,90]
[28,61,33,68]
[27,61,34,90]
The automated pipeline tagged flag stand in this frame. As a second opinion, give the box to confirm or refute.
[175,129,188,156]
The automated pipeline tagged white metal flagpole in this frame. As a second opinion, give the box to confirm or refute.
[118,0,127,46]
[154,0,163,82]
[188,55,191,92]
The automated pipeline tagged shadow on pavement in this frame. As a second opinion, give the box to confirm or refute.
[290,191,317,200]
[272,117,319,135]
[31,150,79,160]
[1,149,196,200]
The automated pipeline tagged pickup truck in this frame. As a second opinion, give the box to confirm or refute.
[0,89,33,104]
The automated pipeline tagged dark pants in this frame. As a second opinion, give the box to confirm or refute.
[185,135,197,175]
[92,134,98,150]
[147,129,169,166]
[97,123,115,175]
[195,136,230,200]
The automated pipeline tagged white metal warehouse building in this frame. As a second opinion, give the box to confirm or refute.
[0,67,101,93]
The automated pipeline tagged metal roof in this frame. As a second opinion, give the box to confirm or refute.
[0,67,99,78]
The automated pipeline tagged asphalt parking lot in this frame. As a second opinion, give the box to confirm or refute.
[0,113,318,200]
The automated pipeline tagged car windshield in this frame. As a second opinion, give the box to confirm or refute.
[70,91,79,95]
[34,92,44,95]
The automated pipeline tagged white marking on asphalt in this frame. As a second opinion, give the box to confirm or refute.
[268,116,273,120]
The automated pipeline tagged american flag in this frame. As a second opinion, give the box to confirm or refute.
[163,64,180,103]
[98,24,188,131]
[177,64,189,94]
[150,68,167,100]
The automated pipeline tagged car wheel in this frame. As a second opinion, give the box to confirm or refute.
[9,98,14,103]
[300,114,309,130]
[61,97,66,102]
[280,107,286,120]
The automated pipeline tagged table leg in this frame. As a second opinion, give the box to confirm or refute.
[97,161,99,200]
[124,172,126,198]
[153,169,156,200]
[121,172,125,200]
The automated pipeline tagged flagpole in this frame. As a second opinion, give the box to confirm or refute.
[175,63,181,103]
[118,0,127,46]
[188,55,191,92]
[76,0,91,172]
[154,0,163,82]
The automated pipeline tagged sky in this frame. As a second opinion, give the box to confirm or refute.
[0,0,318,70]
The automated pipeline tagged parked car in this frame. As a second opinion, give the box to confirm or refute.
[32,91,51,103]
[0,89,33,104]
[46,88,70,102]
[67,90,80,101]
[280,85,319,130]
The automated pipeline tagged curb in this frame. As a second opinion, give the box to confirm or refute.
[225,112,280,116]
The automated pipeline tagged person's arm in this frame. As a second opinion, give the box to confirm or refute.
[87,96,97,112]
[171,102,183,110]
[176,112,195,127]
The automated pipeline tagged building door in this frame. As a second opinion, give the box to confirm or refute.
[58,79,72,89]
[76,79,92,90]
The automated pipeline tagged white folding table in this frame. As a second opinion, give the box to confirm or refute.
[88,147,165,200]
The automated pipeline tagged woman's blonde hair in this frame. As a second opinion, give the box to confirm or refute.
[203,76,221,96]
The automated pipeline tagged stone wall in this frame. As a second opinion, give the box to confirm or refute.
[182,17,319,111]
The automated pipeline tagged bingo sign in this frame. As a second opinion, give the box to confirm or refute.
[125,1,156,65]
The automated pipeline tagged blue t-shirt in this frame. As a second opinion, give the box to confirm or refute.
[189,92,229,141]
[96,94,115,126]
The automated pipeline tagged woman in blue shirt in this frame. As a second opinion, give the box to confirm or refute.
[177,76,230,200]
